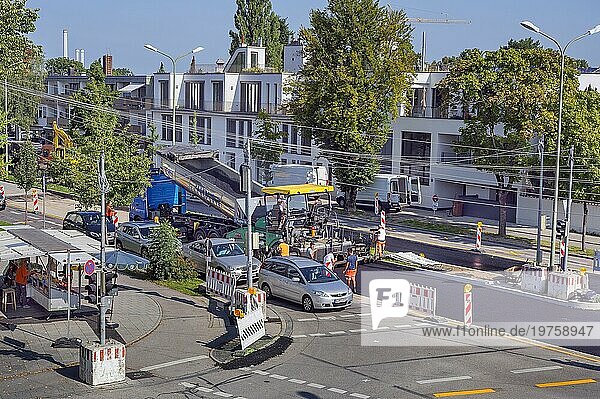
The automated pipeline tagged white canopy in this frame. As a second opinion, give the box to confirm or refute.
[118,83,145,93]
[0,230,45,261]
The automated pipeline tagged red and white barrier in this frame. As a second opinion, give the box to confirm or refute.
[112,212,119,227]
[234,288,267,318]
[547,271,585,300]
[409,283,436,316]
[206,266,237,300]
[79,340,126,385]
[475,222,483,251]
[380,210,386,228]
[32,189,39,212]
[520,266,548,294]
[0,185,4,200]
[464,291,473,327]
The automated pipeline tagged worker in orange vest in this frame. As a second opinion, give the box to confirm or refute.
[15,260,31,308]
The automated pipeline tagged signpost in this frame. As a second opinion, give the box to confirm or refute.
[432,194,439,214]
[464,284,473,327]
[84,259,96,276]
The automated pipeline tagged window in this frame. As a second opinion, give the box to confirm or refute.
[189,116,211,145]
[274,83,278,110]
[37,106,47,119]
[251,51,258,68]
[225,152,236,169]
[282,124,289,153]
[400,132,431,186]
[161,114,173,141]
[240,82,261,113]
[381,137,393,173]
[271,262,287,276]
[266,83,271,113]
[68,82,80,93]
[212,81,224,111]
[300,129,311,155]
[159,80,169,108]
[226,119,237,148]
[185,81,204,110]
[175,114,182,142]
[290,126,298,154]
[226,118,252,148]
[229,52,246,73]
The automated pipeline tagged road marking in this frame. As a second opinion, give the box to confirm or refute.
[307,383,325,389]
[417,376,472,385]
[340,314,357,318]
[309,333,326,337]
[329,331,346,335]
[270,374,287,380]
[510,366,563,374]
[288,378,306,384]
[195,387,213,393]
[213,392,233,398]
[376,326,390,330]
[415,322,432,326]
[328,387,347,394]
[508,336,600,363]
[252,370,270,375]
[181,382,196,388]
[297,318,317,322]
[9,211,20,215]
[394,324,412,328]
[291,334,307,338]
[349,328,367,333]
[349,393,370,399]
[433,388,495,397]
[140,355,209,371]
[535,378,596,388]
[318,316,336,320]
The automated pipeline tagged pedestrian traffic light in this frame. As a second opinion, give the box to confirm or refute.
[556,219,566,238]
[104,271,118,296]
[84,272,99,304]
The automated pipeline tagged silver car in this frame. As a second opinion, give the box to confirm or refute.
[116,221,159,257]
[258,256,353,312]
[182,238,260,281]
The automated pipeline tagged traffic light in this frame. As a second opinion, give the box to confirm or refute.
[83,272,99,304]
[556,219,566,238]
[104,271,118,296]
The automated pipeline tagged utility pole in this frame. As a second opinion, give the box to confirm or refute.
[536,135,544,266]
[245,138,253,288]
[42,169,46,229]
[4,76,7,171]
[98,151,108,344]
[562,146,574,272]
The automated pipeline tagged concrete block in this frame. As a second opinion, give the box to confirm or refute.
[79,340,126,386]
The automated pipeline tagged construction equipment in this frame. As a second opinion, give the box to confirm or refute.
[52,121,73,159]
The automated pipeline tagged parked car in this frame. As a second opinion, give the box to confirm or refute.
[182,238,260,281]
[258,256,353,312]
[115,221,160,258]
[63,211,115,244]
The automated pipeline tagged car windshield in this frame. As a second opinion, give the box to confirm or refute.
[213,243,244,257]
[83,214,114,226]
[300,266,338,283]
[139,227,157,239]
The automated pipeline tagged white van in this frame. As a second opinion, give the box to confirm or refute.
[269,164,329,186]
[337,173,421,211]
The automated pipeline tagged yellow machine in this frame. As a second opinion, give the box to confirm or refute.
[52,121,73,159]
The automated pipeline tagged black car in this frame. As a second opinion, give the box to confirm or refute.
[63,211,116,244]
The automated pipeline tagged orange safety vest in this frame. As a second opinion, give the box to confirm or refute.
[15,265,28,285]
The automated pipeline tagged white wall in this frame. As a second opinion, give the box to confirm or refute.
[283,44,304,73]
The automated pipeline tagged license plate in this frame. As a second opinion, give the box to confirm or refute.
[333,299,345,305]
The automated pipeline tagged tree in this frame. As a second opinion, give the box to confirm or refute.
[45,57,85,75]
[504,37,541,50]
[189,112,199,145]
[0,0,44,130]
[13,140,38,223]
[252,109,285,183]
[228,0,289,70]
[148,221,195,281]
[439,45,580,236]
[50,59,151,209]
[288,0,416,210]
[111,67,133,76]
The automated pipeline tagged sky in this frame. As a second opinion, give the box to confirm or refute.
[27,0,600,74]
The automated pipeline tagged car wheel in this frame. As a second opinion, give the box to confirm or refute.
[302,295,314,312]
[207,230,219,238]
[337,196,346,209]
[262,283,273,299]
[194,229,206,241]
[116,241,123,250]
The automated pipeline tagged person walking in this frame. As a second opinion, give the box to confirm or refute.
[323,250,335,271]
[344,248,358,292]
[15,260,31,308]
[306,242,316,260]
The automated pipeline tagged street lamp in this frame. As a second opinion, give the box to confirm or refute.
[144,44,204,146]
[520,20,600,271]
[3,60,24,171]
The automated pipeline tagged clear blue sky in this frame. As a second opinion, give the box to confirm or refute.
[28,0,600,74]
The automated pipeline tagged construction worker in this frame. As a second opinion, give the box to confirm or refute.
[15,260,31,308]
[278,241,290,257]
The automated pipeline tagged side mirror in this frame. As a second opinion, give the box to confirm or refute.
[291,277,300,283]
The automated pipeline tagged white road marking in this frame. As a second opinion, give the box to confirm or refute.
[297,318,317,322]
[376,326,390,330]
[415,322,432,326]
[340,314,357,318]
[309,333,326,337]
[213,392,233,397]
[140,355,208,371]
[288,379,306,384]
[328,387,347,394]
[318,316,336,320]
[416,376,472,384]
[394,324,412,328]
[9,211,20,215]
[510,366,563,374]
[350,393,370,399]
[270,374,288,380]
[291,334,307,338]
[349,328,367,333]
[252,370,270,375]
[195,387,213,393]
[181,382,196,388]
[329,331,346,335]
[307,383,326,389]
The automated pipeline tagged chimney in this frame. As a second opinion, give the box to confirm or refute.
[102,54,113,76]
[63,29,68,58]
[80,49,85,67]
[75,49,80,62]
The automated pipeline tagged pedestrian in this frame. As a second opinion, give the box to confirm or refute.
[344,248,358,292]
[278,241,290,257]
[306,242,316,260]
[323,250,335,271]
[15,259,31,308]
[376,224,386,259]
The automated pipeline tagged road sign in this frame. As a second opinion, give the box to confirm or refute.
[237,307,266,350]
[464,288,473,327]
[432,194,439,202]
[84,259,96,276]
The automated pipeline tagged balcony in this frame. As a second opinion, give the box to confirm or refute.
[114,97,152,110]
[154,100,289,115]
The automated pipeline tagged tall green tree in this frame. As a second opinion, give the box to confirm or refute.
[148,221,194,281]
[13,140,38,223]
[0,0,44,130]
[439,43,580,236]
[111,67,133,76]
[289,0,416,210]
[228,0,290,70]
[50,59,151,209]
[45,57,84,75]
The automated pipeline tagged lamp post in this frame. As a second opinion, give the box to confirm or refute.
[144,44,204,146]
[3,60,24,171]
[520,20,600,271]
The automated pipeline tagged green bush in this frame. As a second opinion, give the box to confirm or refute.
[148,221,195,281]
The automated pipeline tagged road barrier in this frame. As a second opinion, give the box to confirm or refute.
[475,221,483,251]
[206,266,236,300]
[409,283,436,316]
[32,189,39,212]
[520,266,548,294]
[233,288,267,318]
[0,185,4,200]
[237,307,266,350]
[464,291,473,327]
[547,271,587,300]
[79,340,126,385]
